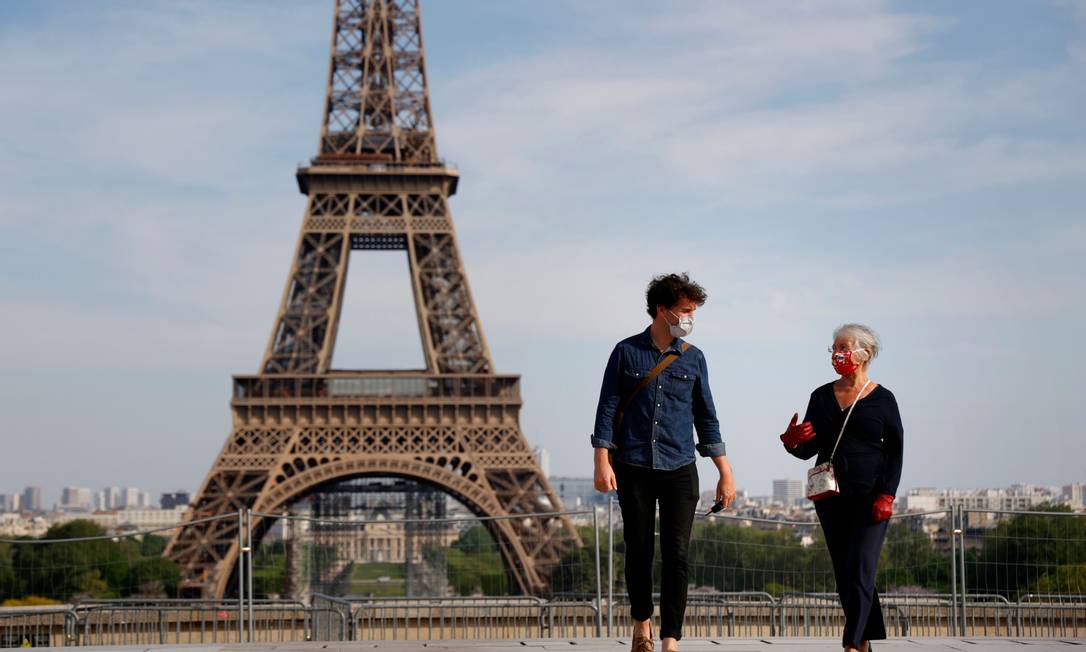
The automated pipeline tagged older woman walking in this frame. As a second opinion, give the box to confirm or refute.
[779,324,903,652]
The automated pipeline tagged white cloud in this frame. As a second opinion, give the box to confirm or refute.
[436,2,1086,217]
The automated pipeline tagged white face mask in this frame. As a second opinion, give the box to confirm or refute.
[668,310,694,338]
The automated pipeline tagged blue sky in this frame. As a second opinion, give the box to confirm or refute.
[1,1,1084,506]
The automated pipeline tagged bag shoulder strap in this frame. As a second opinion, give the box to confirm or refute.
[612,342,691,431]
[828,379,872,461]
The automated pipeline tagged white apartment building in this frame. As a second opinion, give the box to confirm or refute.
[60,487,93,511]
[1063,483,1085,510]
[772,479,804,507]
[903,486,1061,513]
[0,512,49,537]
[115,506,189,531]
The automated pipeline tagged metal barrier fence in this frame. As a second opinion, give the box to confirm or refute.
[247,507,602,631]
[2,503,1085,645]
[958,508,1086,637]
[0,607,75,648]
[309,595,600,641]
[73,599,320,645]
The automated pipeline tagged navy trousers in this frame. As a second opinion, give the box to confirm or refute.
[815,492,890,648]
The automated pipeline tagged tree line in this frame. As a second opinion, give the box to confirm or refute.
[3,507,1083,603]
[0,520,179,604]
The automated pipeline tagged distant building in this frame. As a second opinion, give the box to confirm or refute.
[116,506,189,532]
[772,479,803,507]
[103,487,122,510]
[304,516,460,564]
[903,485,1060,513]
[119,487,141,509]
[1063,483,1085,510]
[20,486,42,512]
[549,476,608,509]
[533,447,551,479]
[60,487,92,511]
[161,491,191,510]
[0,494,15,512]
[0,512,48,537]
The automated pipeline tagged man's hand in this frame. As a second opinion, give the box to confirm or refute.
[716,474,736,508]
[712,455,737,508]
[872,494,894,522]
[780,413,815,449]
[593,448,617,493]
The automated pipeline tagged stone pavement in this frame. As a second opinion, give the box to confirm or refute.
[32,639,1086,652]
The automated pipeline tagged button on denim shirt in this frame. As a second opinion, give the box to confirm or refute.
[591,327,726,470]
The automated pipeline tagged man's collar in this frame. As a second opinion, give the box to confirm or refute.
[640,325,686,354]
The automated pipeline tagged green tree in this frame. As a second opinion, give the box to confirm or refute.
[14,521,121,600]
[129,557,181,597]
[0,542,20,601]
[877,521,952,592]
[445,525,508,596]
[966,505,1086,599]
[551,525,608,595]
[684,521,834,595]
[1032,565,1086,595]
[138,534,169,557]
[252,540,287,599]
[3,521,184,602]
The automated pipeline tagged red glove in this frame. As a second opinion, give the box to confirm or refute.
[872,494,894,522]
[779,413,815,448]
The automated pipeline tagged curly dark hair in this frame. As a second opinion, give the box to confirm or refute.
[645,273,707,318]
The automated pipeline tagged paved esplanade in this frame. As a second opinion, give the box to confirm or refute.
[29,640,1086,652]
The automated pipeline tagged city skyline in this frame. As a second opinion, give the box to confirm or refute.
[1,1,1085,500]
[6,473,1085,515]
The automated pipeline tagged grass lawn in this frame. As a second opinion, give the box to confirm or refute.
[351,562,405,581]
[349,562,407,597]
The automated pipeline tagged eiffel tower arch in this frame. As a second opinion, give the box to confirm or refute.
[165,0,580,599]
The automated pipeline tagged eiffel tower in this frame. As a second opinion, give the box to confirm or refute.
[165,0,580,599]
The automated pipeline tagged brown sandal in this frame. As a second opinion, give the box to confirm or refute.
[631,632,654,652]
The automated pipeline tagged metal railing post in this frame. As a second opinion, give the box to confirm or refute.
[65,608,78,646]
[593,506,603,637]
[958,505,968,636]
[246,508,254,642]
[949,507,959,637]
[608,495,614,637]
[237,509,245,642]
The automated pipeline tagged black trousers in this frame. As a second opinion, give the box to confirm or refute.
[815,492,890,648]
[615,460,699,641]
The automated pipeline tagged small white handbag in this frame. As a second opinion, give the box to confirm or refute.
[806,380,871,501]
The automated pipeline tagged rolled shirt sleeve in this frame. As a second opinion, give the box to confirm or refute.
[590,345,622,450]
[692,351,726,457]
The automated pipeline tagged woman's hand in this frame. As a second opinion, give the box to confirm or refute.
[593,448,617,493]
[780,413,815,448]
[872,494,894,522]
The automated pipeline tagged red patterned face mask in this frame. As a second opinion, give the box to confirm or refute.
[831,350,862,375]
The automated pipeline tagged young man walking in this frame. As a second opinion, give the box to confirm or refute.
[591,273,736,652]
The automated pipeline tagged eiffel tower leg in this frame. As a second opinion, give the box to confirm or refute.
[168,394,582,598]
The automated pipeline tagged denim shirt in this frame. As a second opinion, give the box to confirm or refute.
[590,327,726,470]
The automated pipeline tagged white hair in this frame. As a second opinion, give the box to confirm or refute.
[833,323,881,364]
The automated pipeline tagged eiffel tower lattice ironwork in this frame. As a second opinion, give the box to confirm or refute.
[165,0,580,598]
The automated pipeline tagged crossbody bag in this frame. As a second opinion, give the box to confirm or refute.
[806,379,872,501]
